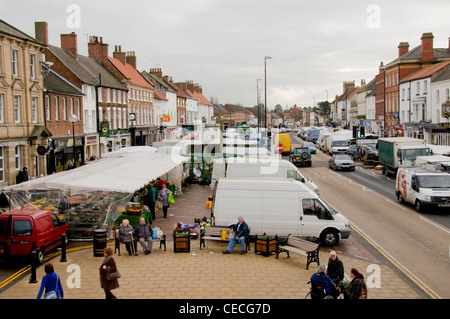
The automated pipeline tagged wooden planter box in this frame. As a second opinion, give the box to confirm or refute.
[173,232,190,253]
[255,234,278,256]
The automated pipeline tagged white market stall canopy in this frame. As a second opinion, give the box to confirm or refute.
[2,148,189,194]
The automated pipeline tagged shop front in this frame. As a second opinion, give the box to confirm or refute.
[47,136,85,174]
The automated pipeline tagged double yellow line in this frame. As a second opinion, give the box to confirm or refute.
[350,222,442,299]
[0,245,93,290]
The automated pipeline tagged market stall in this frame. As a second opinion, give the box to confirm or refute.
[2,148,189,240]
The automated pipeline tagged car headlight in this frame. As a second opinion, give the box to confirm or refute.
[423,195,431,201]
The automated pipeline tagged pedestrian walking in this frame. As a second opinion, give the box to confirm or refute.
[135,217,153,254]
[158,183,173,218]
[99,246,120,299]
[37,263,64,299]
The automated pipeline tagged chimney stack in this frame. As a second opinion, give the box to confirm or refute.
[398,42,409,57]
[421,32,434,62]
[126,51,136,69]
[88,36,109,63]
[60,32,78,58]
[113,45,126,65]
[34,21,48,45]
[150,68,163,77]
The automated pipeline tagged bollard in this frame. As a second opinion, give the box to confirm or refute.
[29,250,38,284]
[60,233,67,262]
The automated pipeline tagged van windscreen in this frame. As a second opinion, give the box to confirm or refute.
[13,220,32,236]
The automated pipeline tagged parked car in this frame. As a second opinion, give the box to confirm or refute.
[0,210,69,263]
[346,145,359,159]
[302,142,316,154]
[329,154,355,171]
[290,147,312,167]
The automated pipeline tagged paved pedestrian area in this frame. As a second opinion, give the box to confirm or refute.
[0,184,421,299]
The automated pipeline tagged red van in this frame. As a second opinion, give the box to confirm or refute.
[0,210,69,263]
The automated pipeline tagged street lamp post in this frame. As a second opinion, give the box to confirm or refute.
[129,112,136,146]
[257,78,262,134]
[264,56,273,130]
[69,114,78,167]
[380,64,387,137]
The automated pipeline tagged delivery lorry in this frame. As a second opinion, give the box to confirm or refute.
[211,157,318,193]
[378,137,430,176]
[211,178,351,246]
[396,167,450,212]
[326,132,352,155]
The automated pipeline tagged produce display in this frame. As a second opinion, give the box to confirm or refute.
[7,189,131,240]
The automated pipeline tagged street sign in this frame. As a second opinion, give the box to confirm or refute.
[276,143,284,153]
[36,145,47,155]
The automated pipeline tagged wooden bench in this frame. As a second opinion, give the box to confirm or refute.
[199,226,251,252]
[276,234,320,270]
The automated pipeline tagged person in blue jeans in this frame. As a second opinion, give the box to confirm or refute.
[37,263,64,299]
[222,216,249,255]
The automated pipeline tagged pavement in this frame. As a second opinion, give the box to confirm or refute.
[0,184,422,300]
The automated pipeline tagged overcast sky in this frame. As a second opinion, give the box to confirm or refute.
[2,0,450,110]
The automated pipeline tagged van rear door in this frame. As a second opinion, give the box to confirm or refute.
[9,216,34,256]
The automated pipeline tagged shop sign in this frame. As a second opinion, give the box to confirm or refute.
[161,115,170,122]
[442,102,450,119]
[100,121,110,137]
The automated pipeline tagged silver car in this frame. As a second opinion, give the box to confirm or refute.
[329,154,355,171]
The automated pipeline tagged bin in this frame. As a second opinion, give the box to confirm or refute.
[93,229,107,257]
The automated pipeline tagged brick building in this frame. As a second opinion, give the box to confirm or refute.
[42,65,84,173]
[0,19,48,186]
[376,32,450,136]
[91,40,156,146]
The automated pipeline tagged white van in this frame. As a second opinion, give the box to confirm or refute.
[211,157,319,193]
[212,178,351,246]
[396,167,450,212]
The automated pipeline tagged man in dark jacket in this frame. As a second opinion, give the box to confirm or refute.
[223,216,249,255]
[327,251,344,284]
[135,217,153,255]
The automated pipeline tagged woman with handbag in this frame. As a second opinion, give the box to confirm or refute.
[37,263,64,299]
[339,268,368,299]
[158,183,173,218]
[99,246,120,299]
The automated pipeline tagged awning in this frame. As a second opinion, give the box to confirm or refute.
[2,147,189,194]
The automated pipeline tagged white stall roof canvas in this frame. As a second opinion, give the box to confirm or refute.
[3,149,188,194]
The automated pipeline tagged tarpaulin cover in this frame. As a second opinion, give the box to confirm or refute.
[1,147,189,239]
